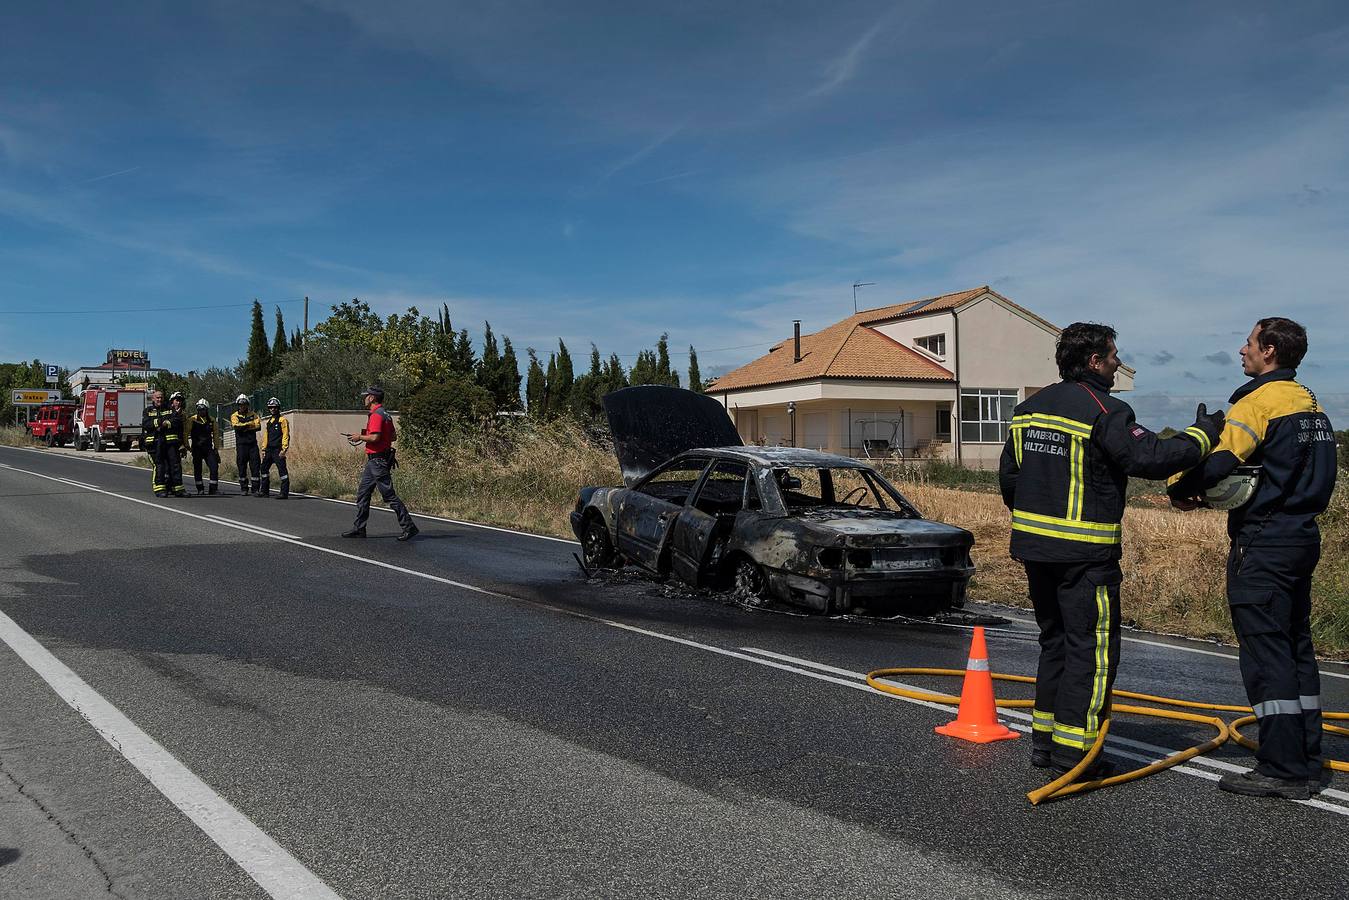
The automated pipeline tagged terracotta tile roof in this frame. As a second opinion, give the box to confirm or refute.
[708,288,987,392]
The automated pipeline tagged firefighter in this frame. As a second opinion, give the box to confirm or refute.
[142,389,167,496]
[230,394,262,495]
[162,392,187,497]
[1168,318,1337,800]
[188,399,220,495]
[258,397,290,499]
[998,322,1224,778]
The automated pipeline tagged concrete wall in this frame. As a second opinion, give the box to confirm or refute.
[955,296,1059,393]
[221,409,401,454]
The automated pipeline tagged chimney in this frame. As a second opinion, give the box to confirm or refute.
[793,320,801,364]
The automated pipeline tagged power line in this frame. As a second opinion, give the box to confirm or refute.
[0,298,308,315]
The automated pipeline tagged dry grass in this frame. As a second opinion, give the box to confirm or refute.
[207,421,1349,656]
[0,425,37,447]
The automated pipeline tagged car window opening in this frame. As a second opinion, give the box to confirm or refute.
[637,457,710,506]
[770,466,919,517]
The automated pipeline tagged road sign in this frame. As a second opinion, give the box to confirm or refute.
[44,364,59,384]
[11,390,62,405]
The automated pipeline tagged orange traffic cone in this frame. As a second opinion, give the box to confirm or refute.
[935,626,1019,743]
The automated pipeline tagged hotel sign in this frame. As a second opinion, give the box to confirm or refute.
[107,349,150,366]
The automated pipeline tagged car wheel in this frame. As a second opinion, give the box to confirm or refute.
[581,517,617,569]
[732,556,770,605]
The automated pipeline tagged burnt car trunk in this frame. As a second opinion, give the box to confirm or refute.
[603,386,743,486]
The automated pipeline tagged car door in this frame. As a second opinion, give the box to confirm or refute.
[616,456,711,572]
[670,460,749,585]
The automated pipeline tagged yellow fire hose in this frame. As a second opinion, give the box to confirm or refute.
[864,666,1347,804]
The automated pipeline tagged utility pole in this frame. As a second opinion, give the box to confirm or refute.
[852,281,875,314]
[303,296,309,338]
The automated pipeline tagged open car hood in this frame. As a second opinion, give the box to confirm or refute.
[603,385,743,486]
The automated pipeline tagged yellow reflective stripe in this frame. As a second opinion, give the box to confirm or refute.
[1183,426,1211,456]
[1086,584,1110,736]
[1012,413,1093,438]
[1011,521,1121,545]
[1011,424,1024,465]
[1012,510,1121,533]
[1066,435,1084,520]
[1032,709,1054,732]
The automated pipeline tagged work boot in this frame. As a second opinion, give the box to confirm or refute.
[239,480,249,494]
[258,477,269,498]
[1309,768,1333,796]
[196,485,205,495]
[1031,748,1051,769]
[208,483,218,495]
[341,528,366,538]
[397,524,420,542]
[1218,769,1310,801]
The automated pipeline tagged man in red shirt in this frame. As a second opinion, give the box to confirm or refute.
[341,386,419,541]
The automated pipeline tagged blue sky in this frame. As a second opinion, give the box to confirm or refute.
[2,1,1347,426]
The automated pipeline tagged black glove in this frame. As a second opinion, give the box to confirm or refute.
[1191,402,1224,447]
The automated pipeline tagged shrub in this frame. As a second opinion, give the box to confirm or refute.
[402,377,496,453]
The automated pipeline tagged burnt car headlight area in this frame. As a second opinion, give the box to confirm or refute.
[789,542,974,615]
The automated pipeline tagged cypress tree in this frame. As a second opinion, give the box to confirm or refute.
[271,307,287,368]
[655,333,679,387]
[688,345,703,393]
[554,340,574,412]
[526,349,547,417]
[477,322,500,395]
[605,353,628,394]
[499,337,522,410]
[243,299,271,389]
[545,353,557,419]
[451,328,477,376]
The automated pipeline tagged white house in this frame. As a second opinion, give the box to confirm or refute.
[707,286,1134,470]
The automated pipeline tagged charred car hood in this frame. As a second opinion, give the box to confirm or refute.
[603,385,743,485]
[790,508,973,547]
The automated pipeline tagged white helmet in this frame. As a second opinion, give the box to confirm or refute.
[196,398,209,409]
[235,394,249,404]
[1205,466,1260,511]
[267,397,280,408]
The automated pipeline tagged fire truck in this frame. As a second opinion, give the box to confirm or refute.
[75,386,146,452]
[25,400,79,447]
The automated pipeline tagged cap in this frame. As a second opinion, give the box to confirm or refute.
[360,386,384,402]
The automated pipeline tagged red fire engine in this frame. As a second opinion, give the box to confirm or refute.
[75,386,146,452]
[26,400,79,447]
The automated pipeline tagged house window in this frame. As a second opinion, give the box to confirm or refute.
[915,334,946,357]
[935,408,952,440]
[959,388,1017,443]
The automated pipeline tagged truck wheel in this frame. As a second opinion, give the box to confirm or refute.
[581,517,617,569]
[45,431,55,448]
[91,429,103,452]
[118,438,132,452]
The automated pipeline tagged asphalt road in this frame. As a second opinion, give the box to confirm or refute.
[1,444,1346,899]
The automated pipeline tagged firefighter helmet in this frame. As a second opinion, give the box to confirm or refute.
[1205,466,1260,511]
[267,397,280,409]
[235,394,249,404]
[170,391,184,401]
[196,398,209,409]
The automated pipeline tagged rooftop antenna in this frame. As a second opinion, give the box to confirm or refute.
[853,281,875,314]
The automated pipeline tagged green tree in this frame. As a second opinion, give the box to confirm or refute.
[553,340,574,412]
[604,353,628,396]
[271,306,288,367]
[402,377,496,453]
[525,349,548,417]
[655,333,679,387]
[477,322,501,396]
[688,345,703,393]
[629,349,657,386]
[451,328,476,377]
[497,337,522,410]
[568,344,605,421]
[544,353,558,417]
[243,300,272,389]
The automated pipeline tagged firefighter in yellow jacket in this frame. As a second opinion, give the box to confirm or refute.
[230,395,262,495]
[259,397,290,499]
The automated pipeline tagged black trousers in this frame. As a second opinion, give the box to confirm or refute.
[155,441,184,495]
[1226,540,1323,781]
[260,448,289,497]
[353,454,413,531]
[192,448,219,492]
[147,439,163,494]
[235,444,261,493]
[1024,559,1122,767]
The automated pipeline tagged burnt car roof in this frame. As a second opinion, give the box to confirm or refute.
[604,385,743,485]
[678,446,874,469]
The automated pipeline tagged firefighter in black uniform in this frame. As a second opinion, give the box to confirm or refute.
[142,389,166,496]
[188,399,220,495]
[999,322,1224,777]
[230,394,262,495]
[259,397,290,499]
[1168,318,1337,799]
[161,391,187,496]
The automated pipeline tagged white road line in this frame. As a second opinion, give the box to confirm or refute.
[59,477,99,489]
[308,494,578,545]
[0,609,342,899]
[5,459,1347,815]
[206,515,301,540]
[738,647,1349,810]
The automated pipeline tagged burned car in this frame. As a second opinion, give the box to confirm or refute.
[571,386,975,615]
